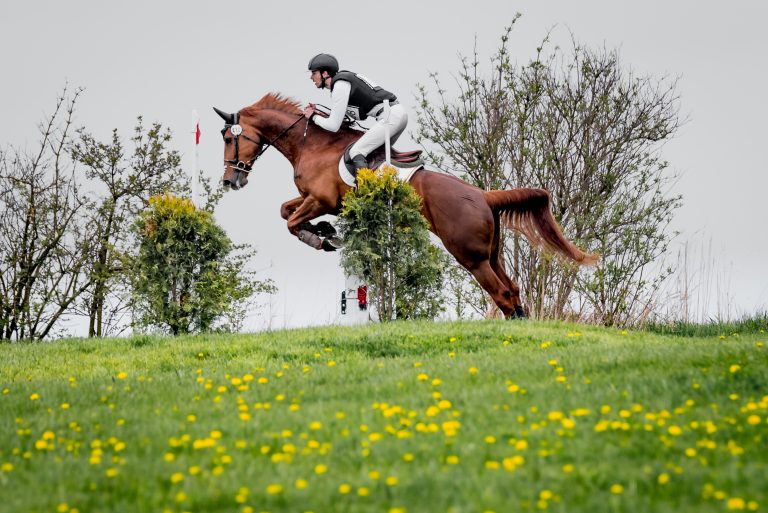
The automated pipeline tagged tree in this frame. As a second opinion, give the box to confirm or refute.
[0,87,93,341]
[131,193,275,335]
[416,19,682,325]
[71,118,188,337]
[337,167,445,321]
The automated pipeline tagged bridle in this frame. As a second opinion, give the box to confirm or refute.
[221,111,306,174]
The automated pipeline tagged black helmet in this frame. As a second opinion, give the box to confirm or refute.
[308,53,339,75]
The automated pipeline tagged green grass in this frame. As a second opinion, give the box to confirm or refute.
[1,320,766,513]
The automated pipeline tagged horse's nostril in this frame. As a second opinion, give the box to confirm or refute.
[222,179,231,187]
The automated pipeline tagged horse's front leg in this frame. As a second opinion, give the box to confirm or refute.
[280,196,304,221]
[286,196,335,251]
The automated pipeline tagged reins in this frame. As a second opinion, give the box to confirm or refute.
[223,112,306,174]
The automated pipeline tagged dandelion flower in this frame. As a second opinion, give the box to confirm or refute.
[610,484,624,494]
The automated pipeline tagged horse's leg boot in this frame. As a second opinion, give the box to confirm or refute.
[297,230,323,250]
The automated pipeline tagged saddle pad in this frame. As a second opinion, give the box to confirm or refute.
[338,156,423,187]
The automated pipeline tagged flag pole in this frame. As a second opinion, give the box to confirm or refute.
[192,109,200,208]
[383,99,391,166]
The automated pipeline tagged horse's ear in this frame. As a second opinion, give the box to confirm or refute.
[212,107,234,124]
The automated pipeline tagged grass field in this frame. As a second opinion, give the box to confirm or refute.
[1,320,766,513]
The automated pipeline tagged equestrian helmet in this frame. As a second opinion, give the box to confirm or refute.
[308,53,339,75]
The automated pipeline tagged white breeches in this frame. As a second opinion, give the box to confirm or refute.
[349,103,408,157]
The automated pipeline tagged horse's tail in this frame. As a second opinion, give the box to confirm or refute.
[484,188,598,265]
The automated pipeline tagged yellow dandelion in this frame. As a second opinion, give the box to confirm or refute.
[105,468,118,478]
[668,425,682,436]
[57,503,69,513]
[368,470,380,480]
[266,484,283,495]
[117,372,127,380]
[729,364,741,373]
[295,478,308,489]
[358,486,370,496]
[170,472,184,484]
[747,415,761,425]
[657,473,670,485]
[339,483,351,494]
[385,476,398,486]
[610,484,624,494]
[547,411,564,421]
[1,463,14,472]
[562,463,574,473]
[29,393,40,401]
[314,464,327,475]
[727,498,746,510]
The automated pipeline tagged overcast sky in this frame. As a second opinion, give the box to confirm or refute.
[1,0,766,332]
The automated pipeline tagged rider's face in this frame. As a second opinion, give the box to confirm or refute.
[310,70,323,88]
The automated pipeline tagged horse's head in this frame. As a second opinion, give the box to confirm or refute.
[213,107,263,190]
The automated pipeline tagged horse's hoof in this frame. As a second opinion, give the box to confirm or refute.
[513,305,527,319]
[321,237,342,252]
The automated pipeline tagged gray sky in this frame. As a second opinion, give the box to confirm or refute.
[2,0,766,331]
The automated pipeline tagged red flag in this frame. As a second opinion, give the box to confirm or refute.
[195,122,201,145]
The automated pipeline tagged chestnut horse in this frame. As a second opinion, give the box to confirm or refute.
[215,94,595,318]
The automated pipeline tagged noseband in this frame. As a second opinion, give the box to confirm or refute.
[221,112,306,174]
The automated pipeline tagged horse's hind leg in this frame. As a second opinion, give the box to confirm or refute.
[465,260,517,318]
[489,213,526,318]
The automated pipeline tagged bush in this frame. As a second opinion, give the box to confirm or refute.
[131,193,274,334]
[337,167,446,321]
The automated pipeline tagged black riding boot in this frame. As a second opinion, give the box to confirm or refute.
[351,154,368,180]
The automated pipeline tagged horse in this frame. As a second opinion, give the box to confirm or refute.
[214,93,596,319]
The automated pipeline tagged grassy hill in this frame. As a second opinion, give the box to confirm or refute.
[1,320,766,513]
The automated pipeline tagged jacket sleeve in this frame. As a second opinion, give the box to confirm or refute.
[313,80,350,132]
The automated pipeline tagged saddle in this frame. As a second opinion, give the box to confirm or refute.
[342,143,423,175]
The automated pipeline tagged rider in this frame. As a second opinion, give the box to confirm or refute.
[303,53,407,176]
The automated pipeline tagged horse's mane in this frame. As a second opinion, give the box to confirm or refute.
[241,91,362,140]
[242,93,302,116]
